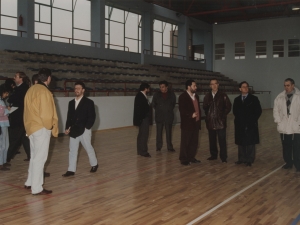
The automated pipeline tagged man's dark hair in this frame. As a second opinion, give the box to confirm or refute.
[139,82,150,91]
[239,81,249,88]
[31,74,39,85]
[75,81,86,90]
[159,80,168,87]
[185,79,195,89]
[285,78,295,85]
[38,68,52,82]
[210,78,219,84]
[16,71,30,86]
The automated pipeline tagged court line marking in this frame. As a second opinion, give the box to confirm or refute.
[186,165,284,225]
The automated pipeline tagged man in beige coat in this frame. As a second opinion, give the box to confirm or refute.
[23,68,58,195]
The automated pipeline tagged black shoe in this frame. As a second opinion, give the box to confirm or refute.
[222,160,227,163]
[168,149,175,152]
[191,158,201,163]
[156,148,161,151]
[62,171,75,177]
[235,161,244,165]
[24,185,31,189]
[90,164,98,173]
[246,162,252,167]
[141,153,151,157]
[44,172,50,177]
[24,158,30,161]
[282,164,293,169]
[207,156,217,160]
[33,189,52,195]
[181,161,191,166]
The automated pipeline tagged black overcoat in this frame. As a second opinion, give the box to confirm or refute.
[233,94,262,146]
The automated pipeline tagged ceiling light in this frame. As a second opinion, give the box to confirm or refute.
[292,5,300,10]
[214,22,218,24]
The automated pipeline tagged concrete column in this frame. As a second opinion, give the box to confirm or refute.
[141,11,153,55]
[91,0,105,48]
[17,0,34,39]
[177,17,189,60]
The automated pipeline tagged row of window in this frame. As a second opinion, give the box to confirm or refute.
[215,39,300,60]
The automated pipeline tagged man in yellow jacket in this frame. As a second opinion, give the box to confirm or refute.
[23,68,58,195]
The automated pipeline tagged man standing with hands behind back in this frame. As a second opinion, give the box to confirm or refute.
[62,81,98,177]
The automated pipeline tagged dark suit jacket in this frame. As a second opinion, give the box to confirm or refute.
[7,82,29,128]
[152,90,176,124]
[65,96,96,138]
[178,91,201,131]
[233,93,262,146]
[133,92,150,126]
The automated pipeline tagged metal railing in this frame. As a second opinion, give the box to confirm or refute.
[0,28,27,37]
[106,43,130,51]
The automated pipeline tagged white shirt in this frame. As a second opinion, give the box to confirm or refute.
[75,96,83,109]
[187,90,195,100]
[140,91,149,104]
[212,91,218,98]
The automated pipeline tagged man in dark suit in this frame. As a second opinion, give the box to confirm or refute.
[62,81,98,177]
[152,80,176,152]
[178,79,201,165]
[133,83,151,157]
[233,81,262,166]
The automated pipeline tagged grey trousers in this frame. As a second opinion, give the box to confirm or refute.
[156,122,173,150]
[68,129,98,172]
[137,117,149,156]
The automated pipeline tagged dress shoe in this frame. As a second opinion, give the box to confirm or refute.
[33,189,52,195]
[24,158,30,161]
[156,148,161,151]
[235,161,244,165]
[282,164,293,169]
[191,158,201,163]
[246,162,252,167]
[222,160,227,163]
[141,153,151,158]
[24,185,31,189]
[181,161,191,166]
[4,163,11,167]
[62,171,75,177]
[90,164,98,173]
[44,172,50,177]
[168,149,176,152]
[0,166,10,171]
[207,156,217,160]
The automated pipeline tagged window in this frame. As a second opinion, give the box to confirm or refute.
[34,0,92,46]
[153,19,178,58]
[0,0,18,36]
[288,39,300,57]
[235,42,245,59]
[273,40,284,58]
[256,41,267,58]
[215,43,225,60]
[105,6,141,53]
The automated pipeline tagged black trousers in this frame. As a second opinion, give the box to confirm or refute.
[280,133,300,170]
[179,125,200,163]
[156,122,173,150]
[7,126,30,162]
[238,145,255,163]
[208,128,227,161]
[137,117,150,156]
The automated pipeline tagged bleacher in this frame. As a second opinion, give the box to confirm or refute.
[0,49,240,96]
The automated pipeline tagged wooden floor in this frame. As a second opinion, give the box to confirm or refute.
[1,109,300,225]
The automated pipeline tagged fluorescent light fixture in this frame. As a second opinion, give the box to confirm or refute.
[292,5,300,10]
[214,22,218,24]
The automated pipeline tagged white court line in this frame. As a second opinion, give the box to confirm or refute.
[186,165,284,225]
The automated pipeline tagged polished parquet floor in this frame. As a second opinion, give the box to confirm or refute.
[1,109,300,225]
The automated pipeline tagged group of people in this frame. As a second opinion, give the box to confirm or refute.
[134,78,300,171]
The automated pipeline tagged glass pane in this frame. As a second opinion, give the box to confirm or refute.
[139,27,141,40]
[173,35,178,48]
[163,45,171,56]
[273,40,284,45]
[40,5,51,23]
[215,49,224,54]
[125,38,138,53]
[35,4,40,21]
[105,19,109,34]
[288,45,300,51]
[235,48,245,54]
[215,43,224,49]
[256,47,266,52]
[256,53,267,58]
[0,17,17,35]
[163,23,172,46]
[105,34,109,47]
[289,39,300,45]
[105,6,110,19]
[35,22,51,40]
[74,29,90,46]
[110,21,124,48]
[74,0,90,30]
[215,55,225,60]
[235,42,245,48]
[110,8,124,23]
[273,52,284,58]
[35,0,50,5]
[139,40,141,53]
[53,0,72,11]
[52,8,72,38]
[153,31,162,53]
[1,0,17,16]
[125,12,138,39]
[153,20,162,32]
[288,51,300,57]
[273,46,284,52]
[256,41,266,46]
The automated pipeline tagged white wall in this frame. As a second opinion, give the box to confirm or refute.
[213,17,300,107]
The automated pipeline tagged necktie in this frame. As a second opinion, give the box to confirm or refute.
[242,96,246,101]
[287,94,293,115]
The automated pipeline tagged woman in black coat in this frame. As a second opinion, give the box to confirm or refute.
[233,81,262,166]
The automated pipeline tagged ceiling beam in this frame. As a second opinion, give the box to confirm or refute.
[187,0,300,16]
[185,0,195,14]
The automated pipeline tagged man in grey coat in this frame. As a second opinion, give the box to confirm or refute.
[152,81,176,152]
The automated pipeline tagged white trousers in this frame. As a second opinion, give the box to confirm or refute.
[68,128,97,172]
[0,127,9,165]
[25,128,51,194]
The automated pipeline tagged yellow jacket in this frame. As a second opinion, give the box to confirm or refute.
[24,84,58,137]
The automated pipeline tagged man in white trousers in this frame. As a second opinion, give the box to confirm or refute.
[23,68,58,195]
[62,81,98,177]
